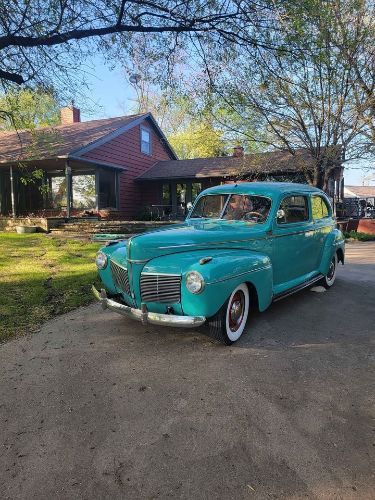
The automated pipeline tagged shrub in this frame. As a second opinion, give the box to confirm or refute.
[344,231,375,241]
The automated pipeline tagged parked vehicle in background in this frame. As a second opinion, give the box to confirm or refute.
[93,182,345,344]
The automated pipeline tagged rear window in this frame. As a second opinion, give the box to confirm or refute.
[277,195,309,224]
[311,195,330,219]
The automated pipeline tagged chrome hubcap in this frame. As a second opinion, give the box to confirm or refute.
[229,291,245,332]
[327,258,336,281]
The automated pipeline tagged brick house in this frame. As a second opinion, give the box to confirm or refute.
[0,106,344,220]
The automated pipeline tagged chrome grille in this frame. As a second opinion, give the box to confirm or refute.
[140,273,181,303]
[110,260,131,295]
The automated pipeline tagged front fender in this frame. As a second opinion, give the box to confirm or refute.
[142,249,273,318]
[319,228,345,275]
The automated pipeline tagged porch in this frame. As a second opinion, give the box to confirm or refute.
[0,157,120,219]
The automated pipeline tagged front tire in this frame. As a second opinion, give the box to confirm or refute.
[207,283,250,345]
[319,253,338,289]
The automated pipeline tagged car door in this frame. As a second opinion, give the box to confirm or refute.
[310,194,334,270]
[272,193,316,287]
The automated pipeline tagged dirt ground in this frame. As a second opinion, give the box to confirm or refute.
[0,242,374,500]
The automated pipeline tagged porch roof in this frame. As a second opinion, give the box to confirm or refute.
[0,156,126,172]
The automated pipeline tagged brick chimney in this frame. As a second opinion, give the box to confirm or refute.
[233,145,244,157]
[60,103,80,125]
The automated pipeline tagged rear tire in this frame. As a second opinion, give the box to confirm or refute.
[319,253,338,289]
[207,283,250,345]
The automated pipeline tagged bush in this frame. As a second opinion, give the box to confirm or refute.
[344,231,375,241]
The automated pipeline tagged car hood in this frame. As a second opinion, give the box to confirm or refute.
[127,219,269,261]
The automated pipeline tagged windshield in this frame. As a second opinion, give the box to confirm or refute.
[190,194,271,223]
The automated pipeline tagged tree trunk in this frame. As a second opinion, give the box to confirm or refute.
[312,159,326,189]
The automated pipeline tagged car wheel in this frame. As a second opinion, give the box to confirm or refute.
[320,253,338,289]
[207,283,250,345]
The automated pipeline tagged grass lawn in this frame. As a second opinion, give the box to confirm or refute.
[0,232,101,342]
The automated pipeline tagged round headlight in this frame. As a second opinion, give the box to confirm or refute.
[186,271,205,294]
[95,251,108,270]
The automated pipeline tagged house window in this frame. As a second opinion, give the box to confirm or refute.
[72,174,96,209]
[162,183,171,205]
[50,176,67,208]
[140,126,151,155]
[99,169,118,209]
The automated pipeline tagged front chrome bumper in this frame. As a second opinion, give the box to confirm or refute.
[92,285,206,328]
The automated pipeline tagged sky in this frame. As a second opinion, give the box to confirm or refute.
[79,54,374,187]
[79,55,135,121]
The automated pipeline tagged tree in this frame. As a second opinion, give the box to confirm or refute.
[169,122,227,158]
[331,0,375,142]
[203,0,374,189]
[0,88,61,197]
[0,88,60,130]
[0,0,279,92]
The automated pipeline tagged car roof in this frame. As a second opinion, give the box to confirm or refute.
[201,182,323,197]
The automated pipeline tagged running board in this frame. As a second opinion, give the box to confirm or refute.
[273,274,324,302]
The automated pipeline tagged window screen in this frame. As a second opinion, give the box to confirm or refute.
[278,195,309,224]
[311,195,330,220]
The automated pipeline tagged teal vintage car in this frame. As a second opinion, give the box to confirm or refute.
[93,182,345,344]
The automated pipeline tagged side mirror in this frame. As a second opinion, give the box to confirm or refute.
[276,209,285,219]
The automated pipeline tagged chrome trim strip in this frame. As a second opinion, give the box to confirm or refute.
[92,286,205,328]
[272,274,323,302]
[141,272,180,276]
[127,258,150,264]
[158,237,266,249]
[206,265,272,285]
[158,223,335,249]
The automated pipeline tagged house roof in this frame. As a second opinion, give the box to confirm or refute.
[137,149,331,180]
[344,185,375,198]
[0,112,177,164]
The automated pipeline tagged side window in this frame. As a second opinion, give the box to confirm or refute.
[311,195,330,220]
[140,126,151,155]
[277,195,309,224]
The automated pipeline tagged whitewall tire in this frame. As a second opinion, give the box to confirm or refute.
[207,283,250,345]
[320,253,338,289]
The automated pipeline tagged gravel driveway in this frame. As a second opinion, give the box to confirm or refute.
[0,242,374,499]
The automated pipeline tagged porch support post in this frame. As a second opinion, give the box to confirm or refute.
[0,171,2,215]
[171,181,177,219]
[186,182,192,205]
[10,166,16,218]
[65,161,72,219]
[95,168,100,212]
[42,171,47,209]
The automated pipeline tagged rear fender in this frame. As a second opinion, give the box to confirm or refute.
[319,229,345,275]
